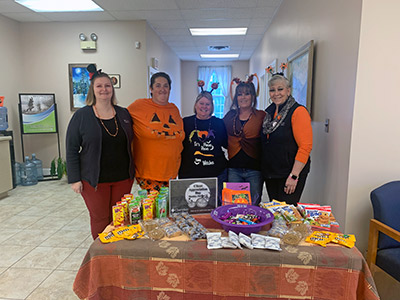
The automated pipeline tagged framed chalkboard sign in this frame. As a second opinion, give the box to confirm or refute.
[169,178,217,215]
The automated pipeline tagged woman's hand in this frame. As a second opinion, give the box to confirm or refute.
[71,181,83,194]
[284,177,297,194]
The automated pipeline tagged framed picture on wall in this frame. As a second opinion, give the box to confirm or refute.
[109,74,121,88]
[287,40,314,115]
[18,93,58,134]
[68,63,95,111]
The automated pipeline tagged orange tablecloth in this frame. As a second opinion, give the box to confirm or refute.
[73,217,379,300]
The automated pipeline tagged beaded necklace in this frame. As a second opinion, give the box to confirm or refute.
[233,111,252,137]
[93,105,119,137]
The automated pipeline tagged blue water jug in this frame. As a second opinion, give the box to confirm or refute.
[14,162,22,186]
[21,156,38,186]
[0,106,8,130]
[31,153,43,180]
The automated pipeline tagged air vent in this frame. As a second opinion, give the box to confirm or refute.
[208,45,230,51]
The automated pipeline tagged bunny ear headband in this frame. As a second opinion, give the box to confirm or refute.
[229,73,260,100]
[197,80,219,94]
[266,62,287,77]
[87,64,103,80]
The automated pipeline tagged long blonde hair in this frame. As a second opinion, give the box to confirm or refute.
[85,73,117,106]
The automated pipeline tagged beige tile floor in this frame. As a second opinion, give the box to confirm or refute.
[0,178,92,300]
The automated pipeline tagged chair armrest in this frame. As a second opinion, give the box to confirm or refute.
[367,218,400,268]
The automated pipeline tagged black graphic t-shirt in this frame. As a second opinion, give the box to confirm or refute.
[179,115,228,179]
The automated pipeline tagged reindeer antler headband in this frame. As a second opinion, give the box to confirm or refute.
[229,73,260,100]
[197,80,219,94]
[266,62,287,77]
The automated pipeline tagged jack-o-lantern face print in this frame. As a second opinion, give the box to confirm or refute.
[150,112,181,138]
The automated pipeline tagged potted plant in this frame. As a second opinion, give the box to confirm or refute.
[50,157,67,179]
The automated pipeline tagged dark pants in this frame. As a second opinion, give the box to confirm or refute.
[81,178,134,239]
[264,174,308,205]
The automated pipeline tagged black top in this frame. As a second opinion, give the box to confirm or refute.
[98,117,130,183]
[179,115,228,178]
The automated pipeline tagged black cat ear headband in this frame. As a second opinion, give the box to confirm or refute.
[87,64,103,80]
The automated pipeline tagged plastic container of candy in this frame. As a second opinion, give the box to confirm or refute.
[211,204,274,235]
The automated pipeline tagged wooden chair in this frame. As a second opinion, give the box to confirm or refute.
[367,181,400,282]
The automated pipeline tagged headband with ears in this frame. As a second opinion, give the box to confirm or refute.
[197,80,219,94]
[87,64,103,80]
[229,73,260,100]
[266,62,288,77]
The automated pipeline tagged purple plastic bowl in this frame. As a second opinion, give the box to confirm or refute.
[211,204,274,235]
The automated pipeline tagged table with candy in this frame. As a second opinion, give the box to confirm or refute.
[73,191,379,300]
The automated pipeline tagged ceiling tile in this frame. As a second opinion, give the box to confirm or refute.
[0,0,32,12]
[42,12,116,22]
[1,12,51,22]
[95,0,178,11]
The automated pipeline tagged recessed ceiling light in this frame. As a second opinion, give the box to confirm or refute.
[15,0,103,12]
[200,54,240,59]
[190,28,247,36]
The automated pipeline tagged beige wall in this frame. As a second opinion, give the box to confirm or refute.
[0,15,22,161]
[250,0,363,245]
[146,24,181,110]
[0,19,180,168]
[180,60,249,117]
[347,0,400,251]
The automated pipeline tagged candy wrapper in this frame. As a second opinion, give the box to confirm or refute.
[206,232,222,249]
[305,231,335,247]
[228,231,242,249]
[239,232,253,249]
[221,237,237,249]
[264,236,282,251]
[112,205,126,227]
[267,219,289,238]
[331,233,356,248]
[251,233,266,249]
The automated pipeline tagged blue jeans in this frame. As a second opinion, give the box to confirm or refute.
[227,168,263,205]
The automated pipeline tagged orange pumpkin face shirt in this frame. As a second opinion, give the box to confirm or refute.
[127,98,184,182]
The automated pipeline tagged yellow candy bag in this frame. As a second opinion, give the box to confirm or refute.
[98,231,123,244]
[331,233,356,248]
[305,231,335,247]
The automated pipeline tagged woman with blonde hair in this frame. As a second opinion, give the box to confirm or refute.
[66,64,134,239]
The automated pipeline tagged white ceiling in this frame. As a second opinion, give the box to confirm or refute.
[0,0,282,61]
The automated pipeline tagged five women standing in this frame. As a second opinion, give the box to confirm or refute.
[66,65,312,241]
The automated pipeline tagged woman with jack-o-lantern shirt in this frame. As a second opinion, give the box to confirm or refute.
[127,72,184,192]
